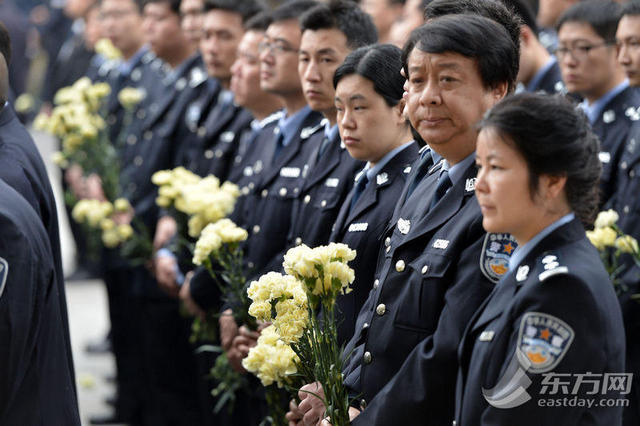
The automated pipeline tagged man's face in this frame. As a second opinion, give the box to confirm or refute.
[100,0,144,56]
[260,20,303,96]
[231,31,265,108]
[180,0,204,49]
[405,48,505,163]
[200,9,245,83]
[616,14,640,86]
[361,0,402,42]
[299,28,351,116]
[388,0,424,48]
[143,2,185,61]
[557,21,619,100]
[537,0,577,28]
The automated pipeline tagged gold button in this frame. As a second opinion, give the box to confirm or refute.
[261,189,268,198]
[143,130,152,140]
[376,303,386,316]
[621,161,628,170]
[395,260,405,272]
[295,237,302,245]
[279,187,287,197]
[248,182,255,190]
[624,205,630,214]
[363,351,372,364]
[294,187,300,194]
[134,155,143,166]
[204,150,214,159]
[215,149,223,158]
[421,265,429,274]
[242,187,249,195]
[320,200,327,207]
[127,135,137,145]
[384,237,391,247]
[304,194,311,204]
[197,127,206,137]
[253,225,260,234]
[373,279,379,289]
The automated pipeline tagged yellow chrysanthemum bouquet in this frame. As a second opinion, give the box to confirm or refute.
[587,209,640,300]
[243,243,356,426]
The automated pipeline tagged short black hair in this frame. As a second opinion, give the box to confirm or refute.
[143,0,181,14]
[300,0,378,50]
[203,0,263,23]
[424,0,522,56]
[403,14,519,92]
[557,0,621,42]
[0,22,10,65]
[98,0,144,13]
[479,92,601,226]
[244,10,272,32]
[271,0,319,23]
[500,0,538,35]
[621,0,640,18]
[334,43,405,107]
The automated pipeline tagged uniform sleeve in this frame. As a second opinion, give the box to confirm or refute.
[352,223,494,425]
[478,274,623,426]
[0,227,44,416]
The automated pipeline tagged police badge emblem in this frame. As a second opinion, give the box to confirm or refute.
[479,233,517,283]
[517,312,574,373]
[0,257,8,299]
[397,218,411,235]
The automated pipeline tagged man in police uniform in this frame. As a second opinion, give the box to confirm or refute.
[0,179,80,425]
[504,0,565,95]
[293,4,521,425]
[239,0,324,280]
[557,0,640,208]
[0,22,78,410]
[279,0,376,262]
[610,3,640,425]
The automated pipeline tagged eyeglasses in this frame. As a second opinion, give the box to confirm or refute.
[258,41,299,56]
[555,42,615,61]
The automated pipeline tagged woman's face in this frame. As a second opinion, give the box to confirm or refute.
[475,128,546,243]
[335,74,405,164]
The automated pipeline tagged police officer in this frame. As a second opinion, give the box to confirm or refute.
[457,92,625,426]
[281,0,376,262]
[504,0,565,95]
[240,0,324,281]
[293,9,521,426]
[556,0,640,207]
[610,4,640,425]
[0,24,79,418]
[330,44,418,346]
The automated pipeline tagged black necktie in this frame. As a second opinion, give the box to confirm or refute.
[429,169,452,210]
[349,174,369,213]
[271,129,285,164]
[406,152,434,199]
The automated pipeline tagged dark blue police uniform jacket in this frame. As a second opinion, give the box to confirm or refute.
[286,128,365,250]
[455,217,625,426]
[242,108,324,279]
[0,103,77,399]
[0,179,80,425]
[329,141,418,346]
[345,160,513,425]
[590,86,640,207]
[607,119,640,426]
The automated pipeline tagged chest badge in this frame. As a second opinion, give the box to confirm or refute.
[433,239,450,249]
[516,265,529,282]
[397,218,410,235]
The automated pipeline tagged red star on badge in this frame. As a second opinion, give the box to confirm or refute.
[503,243,515,254]
[539,328,551,340]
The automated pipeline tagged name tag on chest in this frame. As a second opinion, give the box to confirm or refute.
[280,167,301,178]
[325,178,340,187]
[348,223,368,232]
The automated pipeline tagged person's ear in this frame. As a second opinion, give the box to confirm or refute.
[539,174,568,202]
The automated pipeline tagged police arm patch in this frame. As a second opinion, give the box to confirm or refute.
[516,312,574,374]
[479,233,517,283]
[0,257,8,299]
